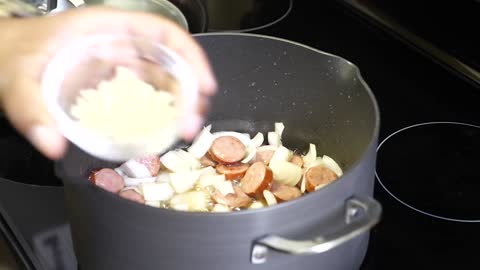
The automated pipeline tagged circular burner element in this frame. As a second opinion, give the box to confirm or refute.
[376,122,480,222]
[205,0,292,32]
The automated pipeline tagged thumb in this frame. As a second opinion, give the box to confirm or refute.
[1,79,67,160]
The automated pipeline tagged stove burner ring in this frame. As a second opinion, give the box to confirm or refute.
[376,121,480,223]
[207,0,292,33]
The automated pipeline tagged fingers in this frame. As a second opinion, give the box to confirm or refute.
[120,11,218,140]
[1,78,67,160]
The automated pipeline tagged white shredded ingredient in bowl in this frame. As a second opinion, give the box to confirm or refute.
[70,66,177,143]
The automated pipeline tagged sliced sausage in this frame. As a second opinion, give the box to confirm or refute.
[119,189,145,204]
[270,182,302,202]
[212,186,252,208]
[240,162,273,196]
[135,155,161,176]
[305,165,338,192]
[216,163,250,180]
[290,155,304,168]
[200,154,217,167]
[209,136,246,164]
[254,149,275,165]
[89,168,125,193]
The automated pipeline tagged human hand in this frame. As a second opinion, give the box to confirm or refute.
[0,7,217,160]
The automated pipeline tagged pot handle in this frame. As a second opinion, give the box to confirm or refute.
[251,196,382,264]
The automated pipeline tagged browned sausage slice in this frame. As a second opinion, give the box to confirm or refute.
[290,155,304,168]
[135,155,161,176]
[240,162,273,196]
[305,165,338,192]
[89,168,125,193]
[212,186,252,208]
[119,189,145,204]
[270,182,302,202]
[200,154,217,167]
[216,163,250,180]
[209,136,246,164]
[254,149,275,165]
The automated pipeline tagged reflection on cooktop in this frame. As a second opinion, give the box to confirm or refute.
[376,122,480,222]
[205,0,292,32]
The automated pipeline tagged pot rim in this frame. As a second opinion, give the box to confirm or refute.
[61,32,381,217]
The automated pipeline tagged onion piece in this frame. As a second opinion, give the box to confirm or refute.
[176,150,202,170]
[197,174,225,188]
[304,157,324,171]
[169,191,210,212]
[249,201,266,209]
[140,182,175,201]
[274,122,285,138]
[123,176,156,187]
[300,175,307,193]
[114,168,126,176]
[156,172,170,183]
[315,184,328,191]
[199,166,217,176]
[169,171,201,193]
[213,131,251,146]
[119,160,152,178]
[187,125,215,159]
[160,151,191,172]
[241,145,257,163]
[145,201,161,208]
[250,132,264,148]
[322,155,343,177]
[256,145,278,152]
[302,143,317,166]
[267,132,281,147]
[269,159,303,186]
[271,146,293,161]
[120,186,141,193]
[263,190,277,206]
[213,181,235,196]
[212,204,231,212]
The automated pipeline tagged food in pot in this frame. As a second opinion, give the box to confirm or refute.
[87,123,343,212]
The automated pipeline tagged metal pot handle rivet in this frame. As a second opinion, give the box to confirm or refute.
[250,196,382,264]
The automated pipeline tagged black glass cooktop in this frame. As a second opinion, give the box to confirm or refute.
[1,1,479,269]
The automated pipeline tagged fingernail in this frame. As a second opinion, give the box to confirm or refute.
[27,125,66,159]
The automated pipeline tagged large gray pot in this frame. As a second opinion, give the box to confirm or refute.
[56,33,381,270]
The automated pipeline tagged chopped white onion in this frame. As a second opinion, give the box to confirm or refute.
[176,150,202,170]
[302,143,317,166]
[304,157,324,170]
[250,132,264,148]
[140,182,175,201]
[300,175,307,193]
[123,176,157,187]
[212,204,231,212]
[271,146,293,161]
[274,122,285,138]
[160,151,191,172]
[187,125,214,159]
[267,132,281,147]
[169,171,201,193]
[156,172,171,183]
[249,201,266,209]
[145,200,161,208]
[169,191,210,212]
[119,159,152,178]
[256,145,278,152]
[213,181,235,196]
[263,190,277,206]
[198,166,217,176]
[197,174,225,188]
[213,132,251,146]
[322,155,343,177]
[269,159,303,186]
[241,145,257,163]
